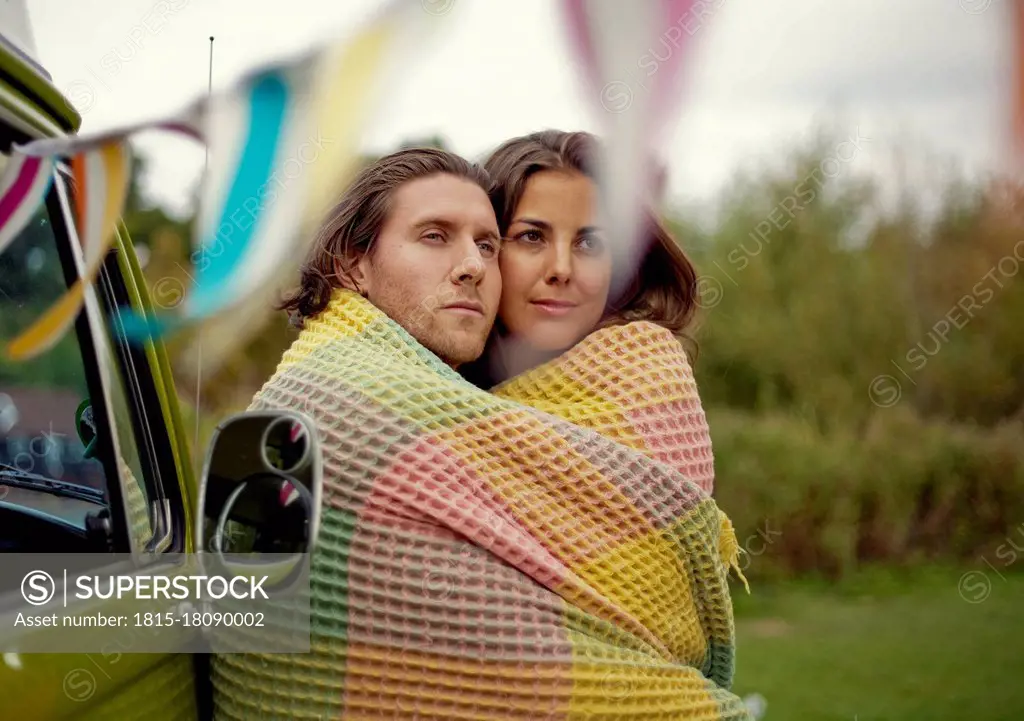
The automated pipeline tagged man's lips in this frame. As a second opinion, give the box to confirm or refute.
[441,300,484,316]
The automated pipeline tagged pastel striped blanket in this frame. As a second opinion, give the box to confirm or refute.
[212,289,752,720]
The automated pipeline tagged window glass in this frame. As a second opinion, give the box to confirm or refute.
[0,157,154,551]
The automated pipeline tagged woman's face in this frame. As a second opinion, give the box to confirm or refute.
[498,170,613,352]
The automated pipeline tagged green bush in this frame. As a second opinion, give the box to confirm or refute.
[710,407,1024,581]
[683,133,1024,431]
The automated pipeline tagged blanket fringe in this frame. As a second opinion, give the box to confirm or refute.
[718,510,751,594]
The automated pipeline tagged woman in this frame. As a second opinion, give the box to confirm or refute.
[463,130,719,497]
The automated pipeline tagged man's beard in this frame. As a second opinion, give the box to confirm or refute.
[370,288,488,368]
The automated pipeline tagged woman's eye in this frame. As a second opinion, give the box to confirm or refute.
[577,234,604,252]
[515,230,543,244]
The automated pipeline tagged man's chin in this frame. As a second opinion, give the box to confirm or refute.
[397,311,491,367]
[430,328,488,368]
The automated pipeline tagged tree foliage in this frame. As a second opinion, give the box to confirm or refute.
[118,131,1024,578]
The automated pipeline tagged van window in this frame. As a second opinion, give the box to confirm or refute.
[0,155,155,552]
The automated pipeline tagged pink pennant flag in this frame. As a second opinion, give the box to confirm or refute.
[561,0,697,137]
[0,153,54,257]
[559,0,709,300]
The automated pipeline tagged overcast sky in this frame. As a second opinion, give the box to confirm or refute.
[24,0,1017,220]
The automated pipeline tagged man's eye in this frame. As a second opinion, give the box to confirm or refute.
[422,231,445,243]
[476,239,498,257]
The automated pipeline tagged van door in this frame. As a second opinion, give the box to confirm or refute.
[0,153,202,720]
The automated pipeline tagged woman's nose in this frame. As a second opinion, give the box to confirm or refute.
[545,244,572,284]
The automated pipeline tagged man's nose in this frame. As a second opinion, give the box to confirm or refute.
[449,241,486,285]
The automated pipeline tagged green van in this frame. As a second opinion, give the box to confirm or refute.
[0,6,318,718]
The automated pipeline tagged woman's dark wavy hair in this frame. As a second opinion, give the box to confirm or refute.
[277,147,492,327]
[483,129,699,337]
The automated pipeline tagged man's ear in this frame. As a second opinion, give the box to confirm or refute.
[333,255,370,296]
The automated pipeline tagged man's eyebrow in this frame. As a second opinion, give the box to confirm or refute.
[411,217,457,232]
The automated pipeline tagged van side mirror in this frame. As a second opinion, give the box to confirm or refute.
[75,399,98,458]
[196,410,322,563]
[191,410,319,649]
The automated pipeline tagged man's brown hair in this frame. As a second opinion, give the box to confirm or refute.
[278,147,492,327]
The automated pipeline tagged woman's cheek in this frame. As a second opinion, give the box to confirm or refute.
[498,255,531,331]
[578,261,613,305]
[500,252,539,299]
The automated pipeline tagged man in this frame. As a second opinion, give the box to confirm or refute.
[278,146,502,367]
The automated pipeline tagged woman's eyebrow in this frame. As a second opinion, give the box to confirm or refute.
[509,217,552,231]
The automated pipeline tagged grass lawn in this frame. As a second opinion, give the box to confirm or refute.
[730,565,1024,721]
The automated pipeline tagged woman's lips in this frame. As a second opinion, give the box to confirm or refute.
[530,300,578,316]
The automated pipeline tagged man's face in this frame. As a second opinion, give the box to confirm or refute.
[355,173,502,367]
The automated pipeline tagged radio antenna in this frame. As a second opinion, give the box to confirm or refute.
[195,34,214,459]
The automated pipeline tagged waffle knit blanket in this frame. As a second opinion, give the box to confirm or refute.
[490,321,716,497]
[212,289,752,720]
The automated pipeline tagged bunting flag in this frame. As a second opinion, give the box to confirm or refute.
[559,0,702,299]
[562,0,694,130]
[115,0,440,347]
[152,0,440,384]
[154,67,302,332]
[5,141,131,360]
[0,0,446,363]
[0,152,54,257]
[303,4,412,237]
[2,114,202,360]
